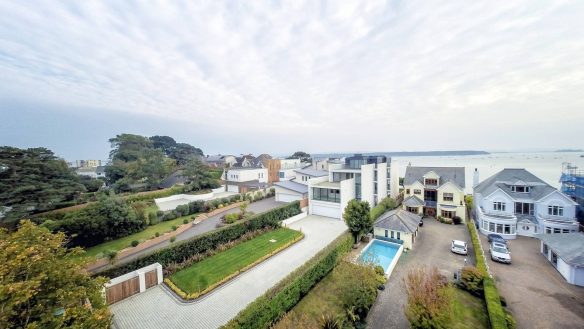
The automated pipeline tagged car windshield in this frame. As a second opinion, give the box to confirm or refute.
[454,243,465,249]
[493,247,508,253]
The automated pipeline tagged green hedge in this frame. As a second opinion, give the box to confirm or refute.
[98,201,301,278]
[466,218,508,329]
[370,196,397,221]
[223,232,353,329]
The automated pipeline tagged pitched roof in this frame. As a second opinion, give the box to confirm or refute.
[159,170,188,189]
[274,180,308,194]
[294,168,328,177]
[404,166,465,188]
[374,209,420,233]
[402,195,425,207]
[474,168,561,201]
[535,233,584,267]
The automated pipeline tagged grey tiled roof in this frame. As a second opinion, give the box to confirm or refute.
[404,166,465,189]
[535,233,584,266]
[474,168,559,201]
[402,195,424,207]
[374,209,420,233]
[274,180,308,194]
[294,168,328,177]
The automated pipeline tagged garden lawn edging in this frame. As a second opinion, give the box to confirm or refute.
[222,232,353,329]
[164,232,304,300]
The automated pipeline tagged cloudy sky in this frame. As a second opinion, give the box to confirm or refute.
[1,0,584,160]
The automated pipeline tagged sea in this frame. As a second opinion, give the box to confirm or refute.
[391,152,584,193]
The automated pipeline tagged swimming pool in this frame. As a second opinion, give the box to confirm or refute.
[358,239,403,274]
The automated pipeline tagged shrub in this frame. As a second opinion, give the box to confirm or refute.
[163,212,177,221]
[457,266,484,296]
[171,225,177,231]
[221,197,229,204]
[224,213,240,224]
[156,210,164,217]
[218,204,224,208]
[170,236,176,243]
[337,262,380,325]
[404,266,452,329]
[176,204,189,216]
[99,202,302,278]
[452,216,462,225]
[230,195,241,203]
[131,240,139,247]
[155,232,160,237]
[183,219,188,224]
[224,233,353,329]
[374,265,385,277]
[148,212,158,225]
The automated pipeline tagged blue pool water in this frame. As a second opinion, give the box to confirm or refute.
[358,240,401,272]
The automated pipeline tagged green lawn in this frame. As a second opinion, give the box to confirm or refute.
[451,288,490,329]
[170,227,302,294]
[82,213,195,260]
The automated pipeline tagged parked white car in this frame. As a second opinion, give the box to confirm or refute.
[451,240,468,255]
[490,242,511,264]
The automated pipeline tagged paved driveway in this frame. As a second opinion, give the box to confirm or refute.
[367,218,475,329]
[93,198,285,272]
[110,215,347,329]
[480,235,584,329]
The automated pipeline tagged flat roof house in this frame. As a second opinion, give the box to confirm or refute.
[474,168,579,239]
[373,209,420,250]
[402,166,466,221]
[536,233,584,286]
[224,166,268,193]
[273,168,327,203]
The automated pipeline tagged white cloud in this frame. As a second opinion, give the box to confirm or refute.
[1,0,583,153]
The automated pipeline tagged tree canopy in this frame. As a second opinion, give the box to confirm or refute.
[0,147,85,227]
[343,199,372,244]
[0,220,110,328]
[289,151,311,162]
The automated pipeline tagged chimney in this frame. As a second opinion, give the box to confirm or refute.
[473,168,479,188]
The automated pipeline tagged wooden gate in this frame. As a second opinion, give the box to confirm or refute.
[145,270,158,289]
[106,277,140,304]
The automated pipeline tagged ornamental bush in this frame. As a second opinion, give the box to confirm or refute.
[99,201,302,278]
[457,266,484,296]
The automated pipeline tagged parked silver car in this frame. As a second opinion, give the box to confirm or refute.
[490,242,511,264]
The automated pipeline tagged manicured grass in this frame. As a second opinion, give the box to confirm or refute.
[170,227,302,294]
[82,213,194,260]
[451,288,490,329]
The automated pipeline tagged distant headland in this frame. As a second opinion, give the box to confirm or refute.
[313,150,490,158]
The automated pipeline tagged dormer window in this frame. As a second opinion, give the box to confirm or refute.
[511,185,530,193]
[425,178,438,185]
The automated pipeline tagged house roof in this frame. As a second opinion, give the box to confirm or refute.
[535,233,584,267]
[474,168,563,201]
[404,166,465,189]
[274,180,308,194]
[374,209,420,233]
[402,195,424,207]
[294,168,328,177]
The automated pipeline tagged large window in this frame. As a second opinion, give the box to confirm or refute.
[493,202,506,211]
[312,188,340,203]
[355,174,361,200]
[511,185,530,193]
[515,202,534,215]
[443,193,454,201]
[482,219,515,235]
[279,172,285,178]
[548,205,564,216]
[425,178,438,185]
[441,210,455,218]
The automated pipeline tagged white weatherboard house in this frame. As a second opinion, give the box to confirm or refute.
[273,168,327,203]
[536,233,584,286]
[402,166,466,220]
[373,209,420,250]
[308,154,395,219]
[223,167,268,193]
[474,168,579,239]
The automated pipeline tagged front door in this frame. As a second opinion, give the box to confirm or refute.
[424,207,436,217]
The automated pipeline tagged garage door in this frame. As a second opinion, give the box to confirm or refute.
[227,185,239,193]
[276,192,301,203]
[311,204,341,219]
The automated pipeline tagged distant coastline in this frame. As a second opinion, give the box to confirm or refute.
[312,150,489,158]
[555,149,583,152]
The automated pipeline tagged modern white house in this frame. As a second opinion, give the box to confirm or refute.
[308,154,396,219]
[76,166,106,179]
[223,167,268,193]
[277,159,303,181]
[536,233,584,286]
[273,168,327,203]
[402,166,466,221]
[474,168,579,239]
[373,209,420,250]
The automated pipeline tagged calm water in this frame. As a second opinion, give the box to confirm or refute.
[359,240,400,271]
[393,152,584,193]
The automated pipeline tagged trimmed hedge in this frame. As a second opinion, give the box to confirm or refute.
[223,232,353,329]
[98,201,301,278]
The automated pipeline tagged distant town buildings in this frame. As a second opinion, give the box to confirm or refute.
[75,159,102,168]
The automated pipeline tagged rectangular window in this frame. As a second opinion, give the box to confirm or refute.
[443,193,454,201]
[489,222,495,232]
[493,202,506,211]
[441,210,455,218]
[562,229,569,233]
[548,206,564,216]
[391,231,394,239]
[546,227,552,234]
[414,189,421,195]
[504,225,511,234]
[397,232,401,240]
[425,178,438,185]
[496,224,503,233]
[406,189,410,194]
[385,230,388,238]
[511,185,530,193]
[515,202,534,215]
[553,228,561,233]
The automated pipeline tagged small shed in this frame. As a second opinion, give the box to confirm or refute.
[535,233,584,286]
[373,209,420,250]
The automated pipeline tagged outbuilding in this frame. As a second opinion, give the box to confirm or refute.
[373,209,420,250]
[536,233,584,287]
[273,180,308,203]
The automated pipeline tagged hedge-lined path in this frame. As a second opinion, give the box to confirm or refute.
[110,215,347,329]
[92,198,285,273]
[366,218,475,329]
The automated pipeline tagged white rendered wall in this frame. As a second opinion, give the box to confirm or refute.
[361,163,375,206]
[340,177,356,217]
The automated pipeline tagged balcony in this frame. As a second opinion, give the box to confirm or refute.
[477,206,517,222]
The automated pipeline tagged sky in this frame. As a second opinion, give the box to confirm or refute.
[1,0,584,161]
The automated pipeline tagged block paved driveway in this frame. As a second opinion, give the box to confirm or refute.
[110,215,347,329]
[93,198,285,273]
[367,218,475,329]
